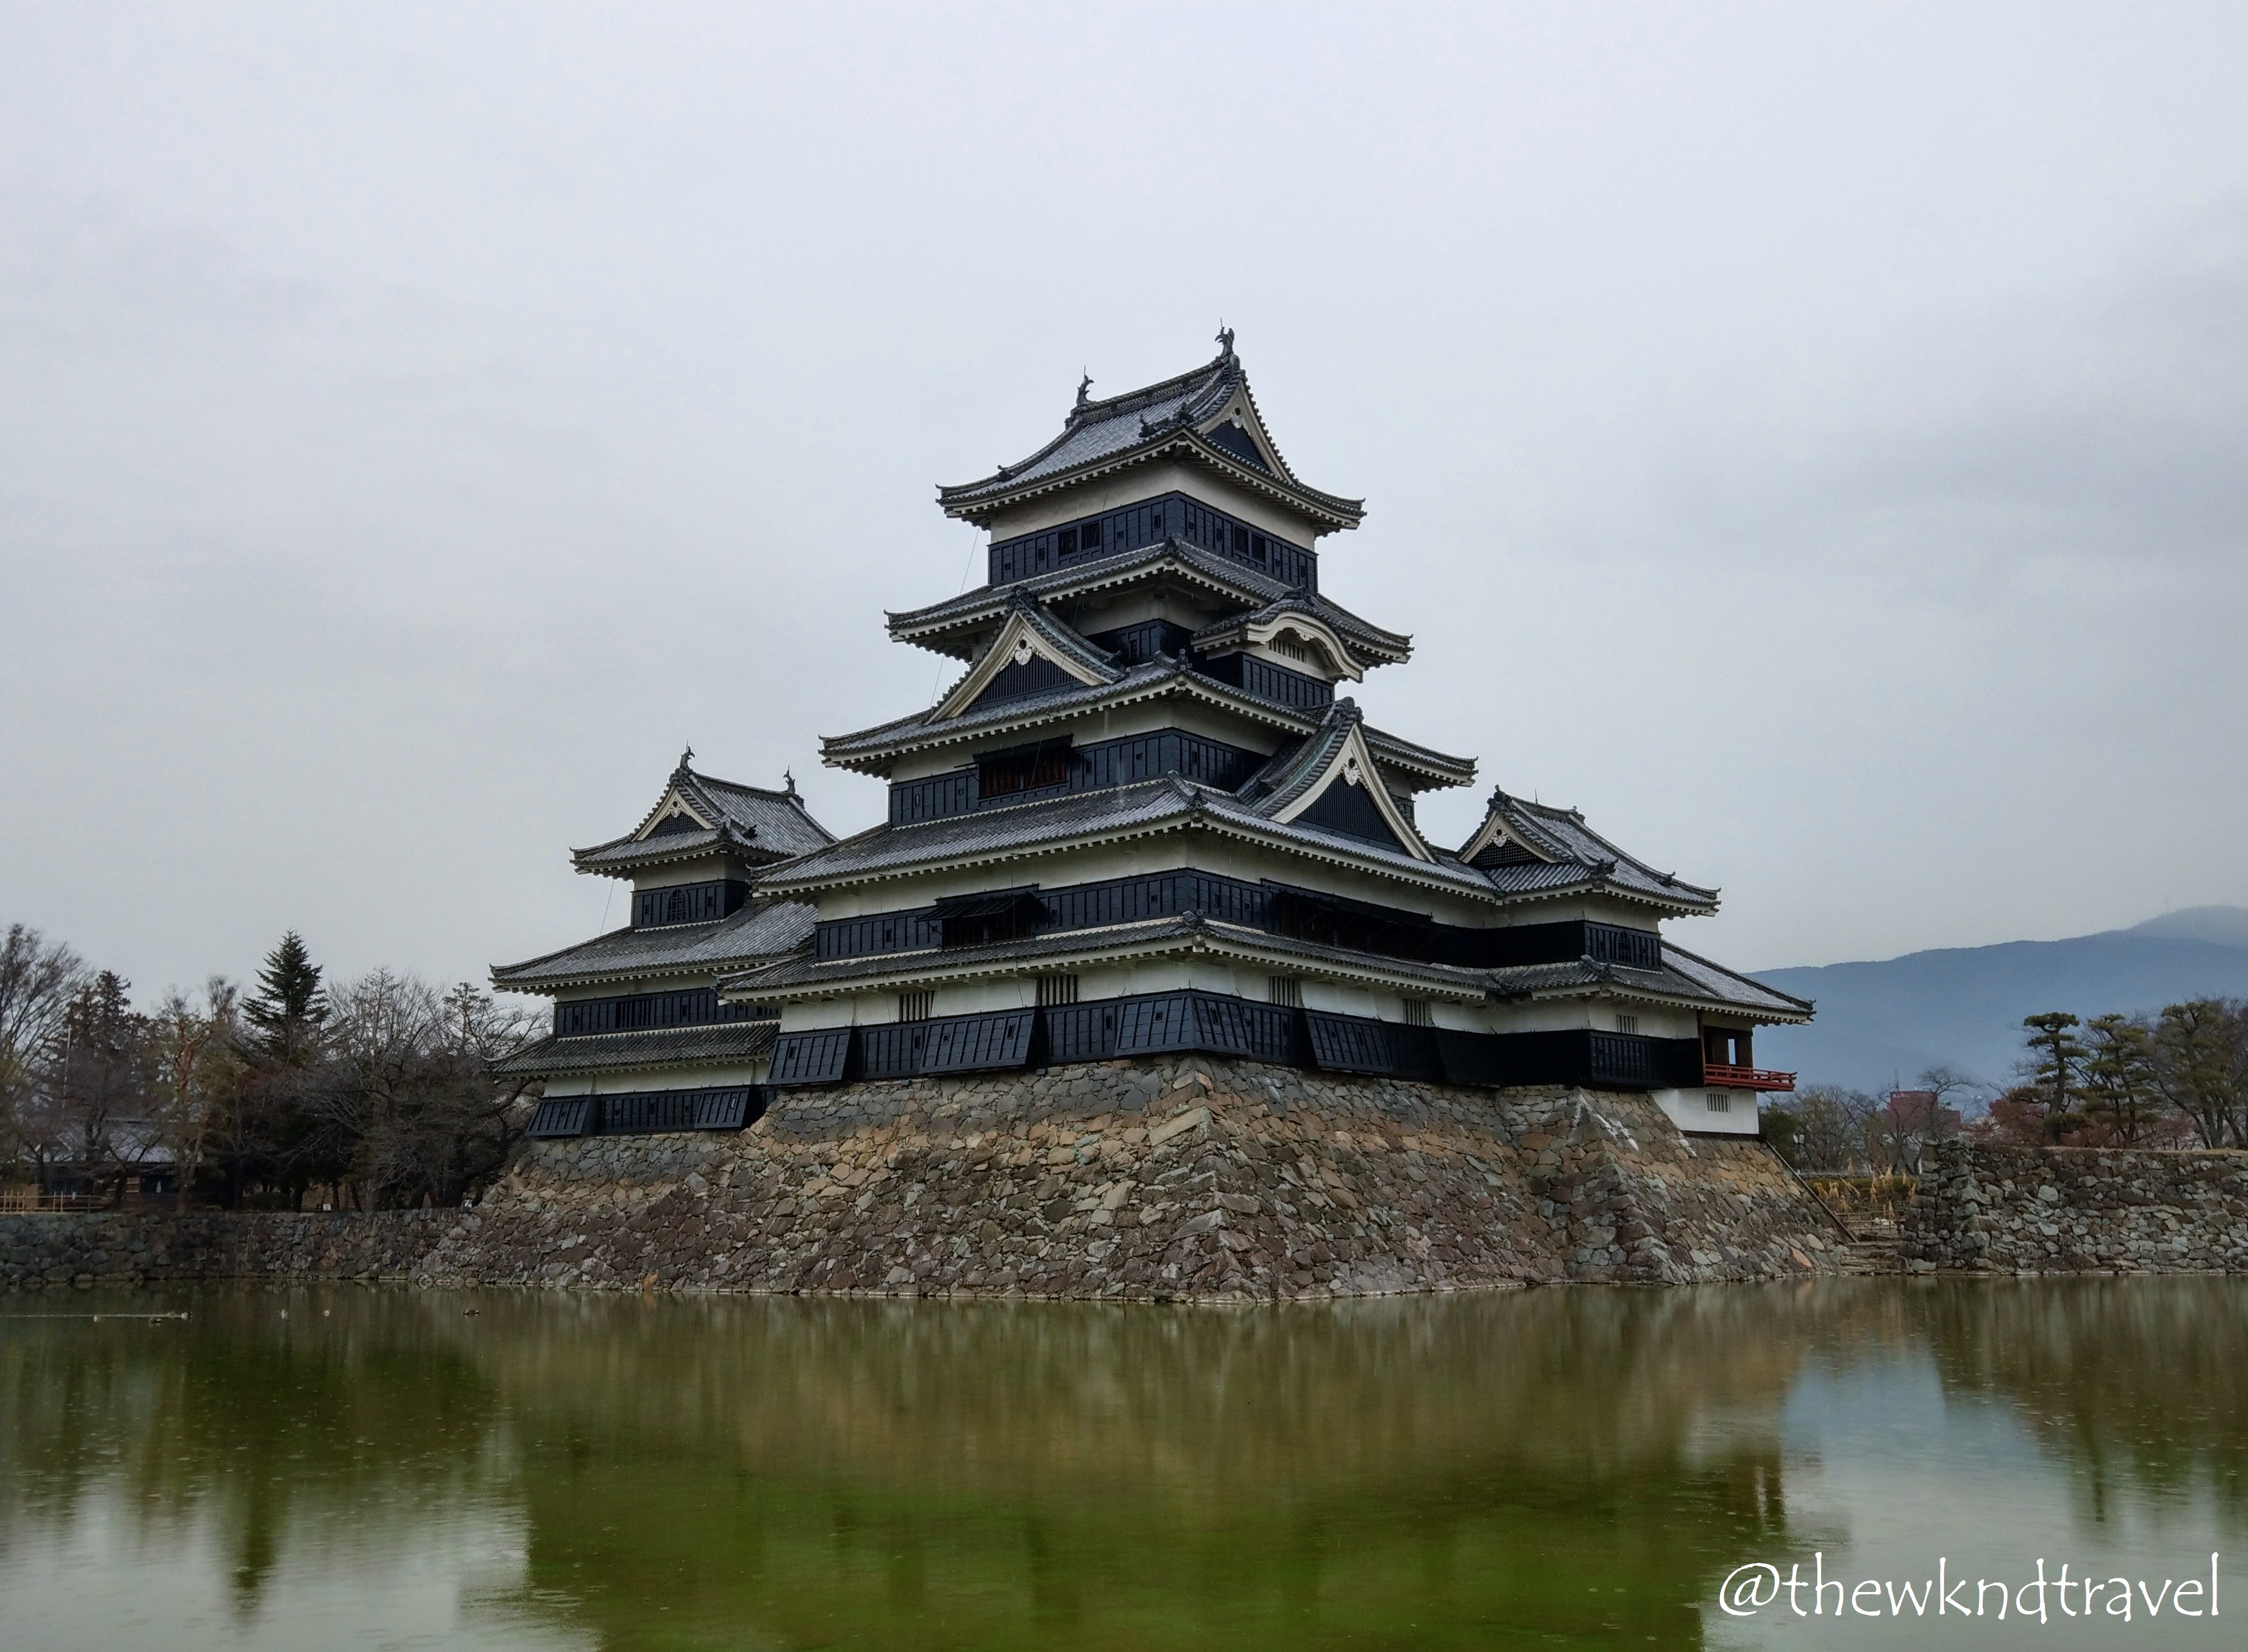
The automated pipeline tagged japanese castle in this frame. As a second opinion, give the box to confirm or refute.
[495,334,1809,1137]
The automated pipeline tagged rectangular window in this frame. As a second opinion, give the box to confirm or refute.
[1705,1091,1732,1113]
[1615,1014,1639,1035]
[1268,976,1303,1008]
[1036,974,1079,1007]
[1057,527,1078,555]
[898,991,933,1023]
[1402,998,1433,1028]
[1079,519,1102,551]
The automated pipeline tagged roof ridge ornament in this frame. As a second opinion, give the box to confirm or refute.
[1073,371,1092,415]
[1217,322,1235,360]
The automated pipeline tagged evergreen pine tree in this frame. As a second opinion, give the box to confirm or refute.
[243,932,327,1067]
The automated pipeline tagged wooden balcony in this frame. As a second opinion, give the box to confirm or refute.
[1703,1062,1797,1092]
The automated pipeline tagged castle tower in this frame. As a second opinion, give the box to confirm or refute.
[686,336,1812,1133]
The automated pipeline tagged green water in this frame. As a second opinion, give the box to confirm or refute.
[2,1281,2241,1650]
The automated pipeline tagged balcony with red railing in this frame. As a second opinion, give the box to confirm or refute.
[1703,1062,1797,1093]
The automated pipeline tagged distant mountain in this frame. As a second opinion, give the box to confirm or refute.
[1751,908,2248,1096]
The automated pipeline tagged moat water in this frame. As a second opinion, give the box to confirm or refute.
[2,1280,2241,1650]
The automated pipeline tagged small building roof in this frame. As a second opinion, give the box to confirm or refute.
[935,338,1366,533]
[1487,943,1813,1025]
[1458,789,1720,916]
[570,758,836,878]
[490,899,820,994]
[491,1021,779,1079]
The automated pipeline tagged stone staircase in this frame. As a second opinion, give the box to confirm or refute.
[1836,1215,1903,1275]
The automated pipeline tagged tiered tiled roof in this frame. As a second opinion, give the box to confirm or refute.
[1460,790,1719,915]
[572,760,835,877]
[936,340,1365,531]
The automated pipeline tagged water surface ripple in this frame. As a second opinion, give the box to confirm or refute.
[3,1279,2241,1649]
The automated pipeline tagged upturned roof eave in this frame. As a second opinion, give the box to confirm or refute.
[717,917,1493,1005]
[488,948,808,997]
[936,433,1366,531]
[755,797,1503,905]
[819,668,1471,788]
[1490,970,1811,1025]
[885,544,1412,663]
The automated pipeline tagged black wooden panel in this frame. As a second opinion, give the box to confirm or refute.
[1294,778,1409,849]
[768,1029,855,1087]
[527,1098,594,1138]
[599,1091,701,1133]
[1194,651,1336,711]
[887,729,1266,827]
[1086,619,1197,664]
[858,1022,930,1079]
[1585,924,1663,970]
[692,1088,762,1131]
[634,880,751,928]
[1302,1012,1442,1080]
[922,1010,1038,1074]
[555,988,763,1039]
[1432,1029,1503,1087]
[1188,994,1304,1063]
[986,491,1318,591]
[970,655,1082,709]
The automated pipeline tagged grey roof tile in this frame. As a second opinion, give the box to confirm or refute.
[572,762,834,872]
[1487,945,1811,1022]
[940,353,1250,503]
[491,900,820,991]
[1464,790,1719,911]
[760,777,1499,897]
[492,1022,778,1077]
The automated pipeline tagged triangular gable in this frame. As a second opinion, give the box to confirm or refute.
[1191,378,1292,480]
[636,787,716,840]
[1271,724,1433,862]
[1458,794,1562,866]
[934,606,1115,721]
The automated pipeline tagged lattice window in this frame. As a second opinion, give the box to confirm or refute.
[1705,1091,1732,1113]
[1615,1013,1639,1035]
[1402,998,1433,1028]
[1037,974,1079,1007]
[898,991,933,1023]
[1268,976,1303,1008]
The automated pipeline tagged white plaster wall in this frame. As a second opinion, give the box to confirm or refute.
[631,855,744,892]
[541,1061,767,1098]
[1651,1088,1761,1136]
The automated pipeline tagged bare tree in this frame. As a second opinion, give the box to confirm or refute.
[0,924,86,1176]
[308,973,541,1209]
[149,978,245,1210]
[1774,1085,1880,1172]
[45,971,154,1202]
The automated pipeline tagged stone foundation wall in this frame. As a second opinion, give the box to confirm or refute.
[0,1208,445,1292]
[5,1058,1844,1297]
[1903,1139,2248,1274]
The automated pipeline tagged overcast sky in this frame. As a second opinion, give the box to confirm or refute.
[4,2,2245,1003]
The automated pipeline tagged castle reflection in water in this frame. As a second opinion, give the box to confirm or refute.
[4,1280,2244,1650]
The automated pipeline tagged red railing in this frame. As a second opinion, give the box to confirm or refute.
[1704,1063,1797,1093]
